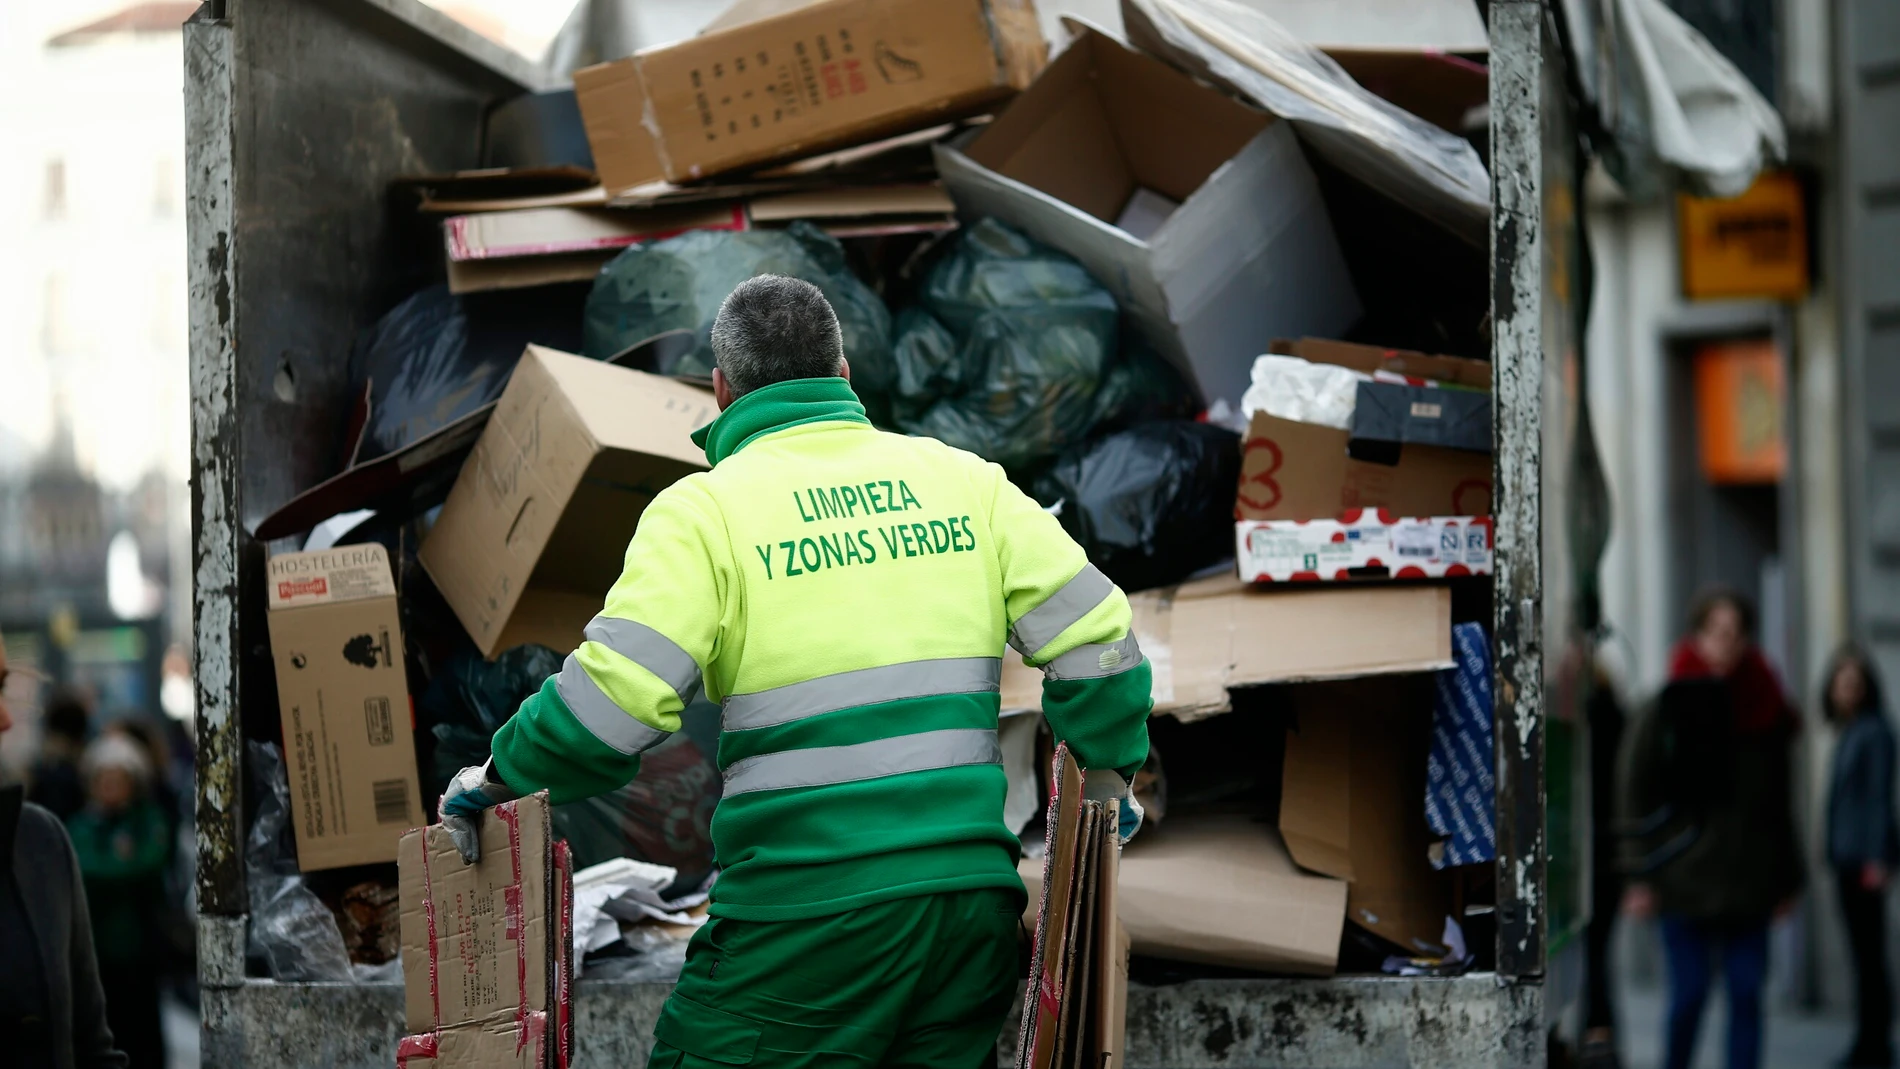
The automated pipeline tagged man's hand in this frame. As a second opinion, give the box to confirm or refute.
[1083,769,1144,846]
[439,759,518,863]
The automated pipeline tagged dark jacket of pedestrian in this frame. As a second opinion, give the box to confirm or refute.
[1617,638,1804,921]
[1828,699,1899,869]
[1,786,128,1069]
[1822,644,1897,1068]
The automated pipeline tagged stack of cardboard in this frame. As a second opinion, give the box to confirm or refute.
[1017,745,1128,1069]
[397,794,575,1069]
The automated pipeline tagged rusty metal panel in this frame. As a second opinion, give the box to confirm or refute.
[185,0,534,919]
[1489,0,1575,984]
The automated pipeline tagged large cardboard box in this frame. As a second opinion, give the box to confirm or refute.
[936,27,1359,405]
[1236,338,1492,523]
[1280,676,1452,955]
[263,544,423,871]
[574,0,1045,195]
[1000,576,1453,719]
[1024,814,1347,976]
[398,795,574,1069]
[420,346,714,658]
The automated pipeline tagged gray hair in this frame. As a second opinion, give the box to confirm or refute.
[709,275,845,398]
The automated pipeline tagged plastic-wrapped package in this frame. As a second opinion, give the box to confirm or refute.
[245,741,352,983]
[1032,421,1242,592]
[346,283,588,464]
[883,219,1119,470]
[1123,0,1490,244]
[1238,353,1367,430]
[424,645,723,893]
[580,221,892,381]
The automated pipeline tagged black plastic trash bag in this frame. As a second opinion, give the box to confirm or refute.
[581,221,892,382]
[423,645,723,895]
[1031,421,1242,593]
[347,283,588,464]
[880,219,1118,470]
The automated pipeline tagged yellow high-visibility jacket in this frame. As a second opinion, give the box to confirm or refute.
[492,376,1151,921]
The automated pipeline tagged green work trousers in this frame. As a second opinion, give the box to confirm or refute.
[646,887,1023,1069]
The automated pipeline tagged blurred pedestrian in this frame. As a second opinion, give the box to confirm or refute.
[0,633,128,1069]
[65,733,171,1069]
[1822,644,1897,1068]
[27,688,93,821]
[1617,589,1802,1069]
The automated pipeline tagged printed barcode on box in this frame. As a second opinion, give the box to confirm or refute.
[372,779,409,825]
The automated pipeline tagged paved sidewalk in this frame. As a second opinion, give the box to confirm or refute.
[1615,983,1862,1069]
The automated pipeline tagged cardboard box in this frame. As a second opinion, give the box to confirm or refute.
[1280,676,1452,955]
[419,346,714,658]
[1235,513,1493,583]
[574,0,1045,194]
[263,544,423,871]
[1000,576,1453,720]
[1019,814,1347,976]
[1238,338,1492,523]
[935,27,1359,405]
[398,795,574,1069]
[1238,411,1493,522]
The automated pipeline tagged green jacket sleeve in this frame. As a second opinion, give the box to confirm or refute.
[492,479,729,804]
[983,463,1151,778]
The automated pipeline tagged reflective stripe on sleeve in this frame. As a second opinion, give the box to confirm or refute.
[1040,632,1144,682]
[1008,564,1114,658]
[721,728,1002,797]
[723,657,1002,732]
[555,653,673,756]
[584,615,702,703]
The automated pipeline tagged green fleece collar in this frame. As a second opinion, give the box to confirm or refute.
[689,377,870,466]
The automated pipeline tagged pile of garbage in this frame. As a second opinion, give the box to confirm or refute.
[243,0,1511,986]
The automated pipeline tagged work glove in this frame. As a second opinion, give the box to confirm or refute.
[439,758,518,864]
[1083,769,1145,846]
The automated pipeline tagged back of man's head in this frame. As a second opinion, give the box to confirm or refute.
[710,275,845,399]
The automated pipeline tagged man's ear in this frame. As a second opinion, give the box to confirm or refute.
[713,367,734,411]
[838,357,852,384]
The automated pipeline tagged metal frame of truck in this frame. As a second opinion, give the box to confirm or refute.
[185,0,1584,1064]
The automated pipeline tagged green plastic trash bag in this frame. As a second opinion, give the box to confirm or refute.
[879,219,1118,470]
[581,221,891,382]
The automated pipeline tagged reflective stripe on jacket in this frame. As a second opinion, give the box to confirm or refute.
[491,377,1153,921]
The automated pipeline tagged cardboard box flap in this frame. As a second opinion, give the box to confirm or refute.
[1001,579,1453,718]
[967,31,1270,224]
[572,59,666,192]
[1280,677,1451,955]
[748,183,955,221]
[1019,814,1347,975]
[266,543,397,609]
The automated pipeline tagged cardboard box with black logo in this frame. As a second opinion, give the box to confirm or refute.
[264,543,424,871]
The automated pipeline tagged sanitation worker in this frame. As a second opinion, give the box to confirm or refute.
[441,274,1152,1069]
